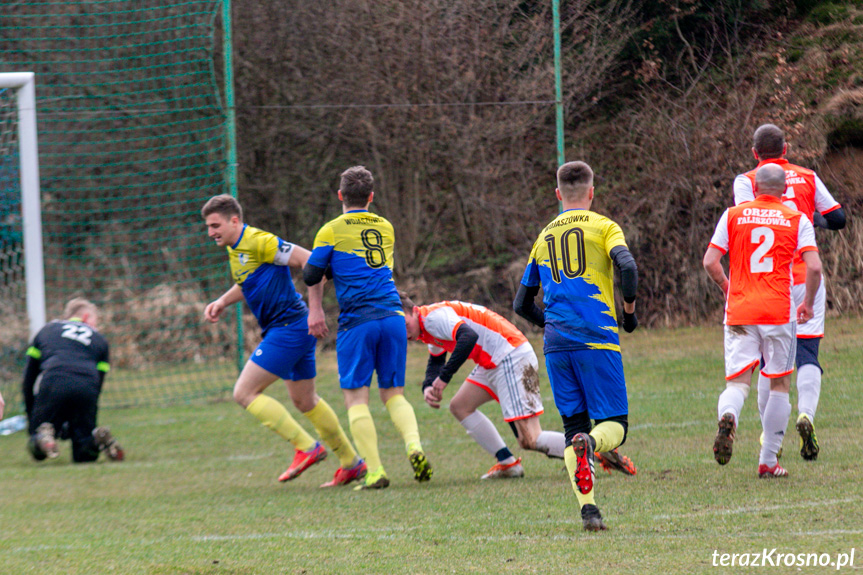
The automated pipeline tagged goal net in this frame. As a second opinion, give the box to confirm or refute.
[0,80,30,405]
[0,1,241,409]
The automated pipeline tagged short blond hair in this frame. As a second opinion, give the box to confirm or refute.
[63,298,97,320]
[557,161,594,201]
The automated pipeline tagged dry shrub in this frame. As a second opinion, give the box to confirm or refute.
[817,147,863,314]
[824,88,863,119]
[0,299,30,388]
[99,283,233,369]
[572,13,863,326]
[577,84,761,325]
[233,0,636,272]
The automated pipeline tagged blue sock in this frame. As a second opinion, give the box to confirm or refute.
[495,447,513,462]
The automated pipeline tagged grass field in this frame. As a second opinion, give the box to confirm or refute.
[2,318,862,574]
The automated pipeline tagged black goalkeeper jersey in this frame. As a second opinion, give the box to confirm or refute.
[22,319,110,415]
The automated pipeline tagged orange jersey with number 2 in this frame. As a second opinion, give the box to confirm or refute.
[708,195,817,325]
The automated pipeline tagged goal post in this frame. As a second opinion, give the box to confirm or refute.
[0,72,45,341]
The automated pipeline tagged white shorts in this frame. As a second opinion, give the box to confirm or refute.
[793,280,826,338]
[466,342,544,422]
[724,323,796,380]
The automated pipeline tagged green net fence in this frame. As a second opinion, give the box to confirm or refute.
[0,1,241,409]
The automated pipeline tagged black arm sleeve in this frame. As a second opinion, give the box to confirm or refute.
[817,207,846,230]
[513,284,545,328]
[438,324,479,384]
[22,356,40,418]
[610,246,638,303]
[422,353,447,391]
[303,263,326,286]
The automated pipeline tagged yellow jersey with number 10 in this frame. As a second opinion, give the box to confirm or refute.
[521,209,627,353]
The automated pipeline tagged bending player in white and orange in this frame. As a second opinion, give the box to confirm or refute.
[401,294,636,480]
[704,163,822,478]
[733,123,846,461]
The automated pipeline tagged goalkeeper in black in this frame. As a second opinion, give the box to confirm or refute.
[23,298,124,463]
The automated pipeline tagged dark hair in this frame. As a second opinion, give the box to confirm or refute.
[557,161,594,201]
[201,194,243,221]
[753,124,785,159]
[340,166,374,208]
[398,290,417,313]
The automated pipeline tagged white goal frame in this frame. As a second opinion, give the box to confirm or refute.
[0,72,45,339]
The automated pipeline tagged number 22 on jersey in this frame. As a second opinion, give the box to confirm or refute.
[62,323,93,345]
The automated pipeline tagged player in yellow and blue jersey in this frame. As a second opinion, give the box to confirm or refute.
[514,161,639,531]
[305,166,432,490]
[202,195,366,488]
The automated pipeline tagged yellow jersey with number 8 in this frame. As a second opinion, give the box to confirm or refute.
[309,209,402,330]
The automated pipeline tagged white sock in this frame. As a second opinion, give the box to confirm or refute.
[759,391,791,466]
[718,385,747,424]
[757,372,770,423]
[796,364,822,422]
[459,411,507,458]
[534,430,566,459]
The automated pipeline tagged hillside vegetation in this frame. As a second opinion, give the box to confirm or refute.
[230,0,863,328]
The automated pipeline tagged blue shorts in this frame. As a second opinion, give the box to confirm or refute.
[249,318,317,381]
[545,348,628,420]
[336,315,406,390]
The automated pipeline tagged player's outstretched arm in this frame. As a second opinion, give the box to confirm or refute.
[513,284,545,328]
[21,354,40,419]
[703,247,729,295]
[204,283,244,323]
[306,282,329,339]
[813,208,846,231]
[287,244,311,269]
[430,325,479,398]
[422,353,447,409]
[288,245,329,337]
[798,250,823,323]
[303,263,327,286]
[611,246,639,332]
[0,390,5,420]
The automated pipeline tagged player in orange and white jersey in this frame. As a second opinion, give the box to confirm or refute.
[704,163,822,478]
[733,124,846,461]
[400,294,636,481]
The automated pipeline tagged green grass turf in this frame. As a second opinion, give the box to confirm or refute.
[1,319,861,574]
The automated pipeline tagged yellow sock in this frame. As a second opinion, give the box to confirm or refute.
[385,394,422,452]
[348,404,382,471]
[564,445,596,508]
[590,421,625,453]
[246,394,316,451]
[303,399,358,468]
